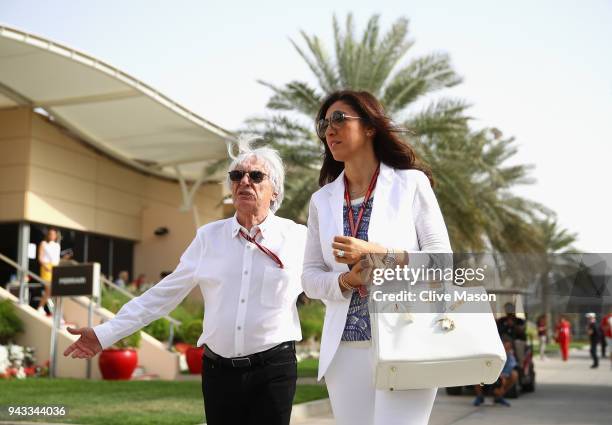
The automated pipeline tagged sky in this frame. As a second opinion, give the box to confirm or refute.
[1,0,611,251]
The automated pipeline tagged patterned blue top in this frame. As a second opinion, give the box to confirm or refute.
[341,196,374,341]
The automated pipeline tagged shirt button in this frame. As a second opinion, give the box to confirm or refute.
[244,270,248,275]
[237,353,242,356]
[241,299,245,303]
[237,326,242,331]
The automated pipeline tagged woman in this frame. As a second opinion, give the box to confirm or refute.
[302,90,452,425]
[537,314,548,360]
[36,228,61,314]
[555,315,571,361]
[602,310,612,369]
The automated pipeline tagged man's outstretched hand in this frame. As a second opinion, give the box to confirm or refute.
[63,327,103,359]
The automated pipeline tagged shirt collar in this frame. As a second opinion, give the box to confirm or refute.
[231,212,276,239]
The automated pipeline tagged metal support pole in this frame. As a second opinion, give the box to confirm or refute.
[168,322,175,350]
[173,165,206,229]
[49,297,63,378]
[108,239,114,280]
[83,234,89,262]
[86,297,94,379]
[17,222,30,304]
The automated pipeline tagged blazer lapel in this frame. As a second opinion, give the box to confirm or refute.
[322,171,348,272]
[327,170,345,237]
[368,163,394,246]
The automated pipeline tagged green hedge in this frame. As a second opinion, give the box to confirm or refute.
[114,331,142,349]
[0,299,24,344]
[180,320,203,346]
[143,319,170,342]
[100,286,203,345]
[298,301,325,341]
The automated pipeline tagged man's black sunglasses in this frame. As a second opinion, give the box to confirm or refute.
[228,170,268,183]
[316,110,361,139]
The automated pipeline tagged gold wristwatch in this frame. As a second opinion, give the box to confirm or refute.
[382,248,398,267]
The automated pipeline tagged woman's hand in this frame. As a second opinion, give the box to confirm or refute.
[332,236,385,265]
[340,256,380,289]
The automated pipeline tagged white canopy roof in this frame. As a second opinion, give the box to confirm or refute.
[0,25,234,181]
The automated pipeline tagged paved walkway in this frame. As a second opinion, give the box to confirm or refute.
[292,348,612,425]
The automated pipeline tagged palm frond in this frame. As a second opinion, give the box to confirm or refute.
[257,80,322,117]
[291,31,339,93]
[382,53,462,112]
[405,98,471,136]
[365,16,414,94]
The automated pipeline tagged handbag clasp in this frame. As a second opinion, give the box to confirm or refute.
[437,317,455,331]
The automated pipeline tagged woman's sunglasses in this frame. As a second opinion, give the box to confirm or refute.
[316,110,362,139]
[228,170,268,184]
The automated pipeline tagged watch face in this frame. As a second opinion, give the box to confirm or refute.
[382,254,396,267]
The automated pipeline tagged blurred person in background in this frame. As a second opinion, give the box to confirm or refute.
[585,312,601,368]
[537,314,548,360]
[601,309,612,369]
[114,271,129,289]
[35,228,60,315]
[473,337,518,407]
[555,315,572,361]
[132,273,146,291]
[496,302,526,341]
[59,248,77,265]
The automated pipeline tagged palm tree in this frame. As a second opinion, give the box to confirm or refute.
[534,218,578,334]
[246,14,549,253]
[537,219,578,254]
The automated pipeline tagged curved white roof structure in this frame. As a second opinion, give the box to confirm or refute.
[0,24,234,181]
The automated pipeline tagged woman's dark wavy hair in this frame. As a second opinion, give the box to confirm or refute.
[315,90,433,187]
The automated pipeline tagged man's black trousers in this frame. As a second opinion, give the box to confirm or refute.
[590,341,599,367]
[201,342,297,425]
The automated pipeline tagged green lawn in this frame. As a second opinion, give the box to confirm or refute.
[297,358,319,378]
[539,341,589,354]
[0,378,327,425]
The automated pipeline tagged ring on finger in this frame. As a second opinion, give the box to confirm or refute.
[336,249,345,258]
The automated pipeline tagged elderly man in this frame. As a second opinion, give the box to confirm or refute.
[64,140,307,425]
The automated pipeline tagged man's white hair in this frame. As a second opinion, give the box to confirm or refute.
[227,135,285,213]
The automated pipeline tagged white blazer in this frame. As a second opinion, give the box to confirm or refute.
[301,162,452,380]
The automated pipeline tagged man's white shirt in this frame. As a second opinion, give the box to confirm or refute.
[93,213,307,357]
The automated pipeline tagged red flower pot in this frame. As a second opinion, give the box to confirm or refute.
[98,348,138,380]
[185,346,204,374]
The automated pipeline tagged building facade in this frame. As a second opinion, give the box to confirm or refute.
[0,107,228,289]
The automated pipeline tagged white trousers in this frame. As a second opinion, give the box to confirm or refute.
[324,343,437,425]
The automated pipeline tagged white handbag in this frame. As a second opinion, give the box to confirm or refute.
[370,283,506,390]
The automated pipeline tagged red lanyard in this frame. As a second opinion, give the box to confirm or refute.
[239,229,284,269]
[343,164,380,237]
[343,164,380,298]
